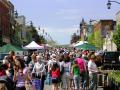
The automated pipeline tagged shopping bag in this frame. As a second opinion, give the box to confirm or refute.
[25,81,34,90]
[44,73,52,85]
[31,78,41,90]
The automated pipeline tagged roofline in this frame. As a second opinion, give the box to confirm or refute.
[116,10,120,15]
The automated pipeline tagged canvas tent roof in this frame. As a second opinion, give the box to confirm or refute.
[23,41,44,49]
[74,41,88,47]
[0,44,23,53]
[76,43,96,50]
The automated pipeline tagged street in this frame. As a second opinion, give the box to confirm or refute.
[44,85,103,90]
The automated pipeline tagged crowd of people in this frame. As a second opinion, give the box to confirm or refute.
[0,48,103,90]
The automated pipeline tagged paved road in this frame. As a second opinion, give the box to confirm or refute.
[44,85,103,90]
[44,85,51,90]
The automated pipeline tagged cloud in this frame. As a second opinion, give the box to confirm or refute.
[36,26,79,44]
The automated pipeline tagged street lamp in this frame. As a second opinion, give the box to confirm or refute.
[14,10,18,18]
[107,0,120,9]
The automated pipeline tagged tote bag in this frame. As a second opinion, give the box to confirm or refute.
[44,73,52,85]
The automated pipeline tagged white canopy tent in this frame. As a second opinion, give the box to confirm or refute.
[23,41,44,49]
[69,43,76,47]
[45,44,52,47]
[74,41,88,47]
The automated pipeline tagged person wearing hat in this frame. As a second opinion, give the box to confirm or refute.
[88,54,98,90]
[47,54,58,73]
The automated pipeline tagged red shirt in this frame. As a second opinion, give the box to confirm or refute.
[51,68,60,78]
[0,70,6,76]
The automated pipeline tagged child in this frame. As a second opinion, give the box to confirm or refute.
[31,73,41,90]
[71,60,80,90]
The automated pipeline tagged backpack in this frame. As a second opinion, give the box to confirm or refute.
[76,58,86,73]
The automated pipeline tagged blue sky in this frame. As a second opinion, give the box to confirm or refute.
[11,0,120,45]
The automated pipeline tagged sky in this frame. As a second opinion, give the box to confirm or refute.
[11,0,120,45]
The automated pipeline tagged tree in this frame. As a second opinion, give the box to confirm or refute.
[113,25,120,50]
[26,31,32,44]
[12,24,22,46]
[94,30,104,49]
[38,35,46,44]
[70,33,80,44]
[27,26,46,44]
[87,33,95,45]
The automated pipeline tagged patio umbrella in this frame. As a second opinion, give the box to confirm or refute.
[0,44,23,53]
[76,43,97,50]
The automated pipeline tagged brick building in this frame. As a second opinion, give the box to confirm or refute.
[94,20,116,38]
[0,0,14,46]
[94,20,116,51]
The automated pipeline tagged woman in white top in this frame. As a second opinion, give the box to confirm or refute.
[32,54,46,90]
[62,55,71,90]
[88,55,98,90]
[47,54,58,73]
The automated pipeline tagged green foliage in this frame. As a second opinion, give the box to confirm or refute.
[26,26,46,44]
[12,29,22,46]
[70,33,80,44]
[12,24,47,46]
[94,30,104,49]
[87,33,95,45]
[113,25,120,50]
[12,25,22,46]
[47,40,57,46]
[26,31,33,44]
[39,35,46,44]
[108,70,120,85]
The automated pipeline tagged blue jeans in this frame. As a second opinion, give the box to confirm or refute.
[89,73,97,90]
[73,75,80,90]
[81,71,87,90]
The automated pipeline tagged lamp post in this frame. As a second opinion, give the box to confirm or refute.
[14,10,18,18]
[107,0,120,9]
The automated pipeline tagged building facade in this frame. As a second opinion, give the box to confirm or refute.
[80,18,87,41]
[0,0,14,46]
[94,20,116,38]
[116,11,120,26]
[15,15,26,40]
[94,20,116,51]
